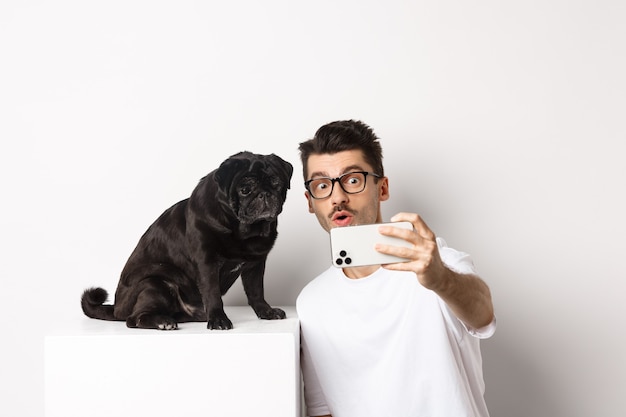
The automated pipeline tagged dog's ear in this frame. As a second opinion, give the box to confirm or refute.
[268,154,294,189]
[215,156,250,191]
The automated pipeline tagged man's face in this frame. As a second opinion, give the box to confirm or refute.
[304,149,389,233]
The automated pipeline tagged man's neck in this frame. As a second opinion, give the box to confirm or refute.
[342,265,381,279]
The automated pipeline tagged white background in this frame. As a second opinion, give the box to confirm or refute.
[1,1,625,416]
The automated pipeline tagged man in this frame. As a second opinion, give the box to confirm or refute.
[296,120,496,417]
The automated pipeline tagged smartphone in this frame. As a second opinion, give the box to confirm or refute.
[329,221,414,268]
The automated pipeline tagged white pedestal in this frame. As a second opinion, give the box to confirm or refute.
[45,306,300,417]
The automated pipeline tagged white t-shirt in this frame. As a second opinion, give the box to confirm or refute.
[297,238,495,417]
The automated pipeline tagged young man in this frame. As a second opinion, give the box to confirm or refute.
[296,120,496,417]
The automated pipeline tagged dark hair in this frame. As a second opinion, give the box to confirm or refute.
[298,120,384,180]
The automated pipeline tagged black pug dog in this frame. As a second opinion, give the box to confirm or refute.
[81,151,293,330]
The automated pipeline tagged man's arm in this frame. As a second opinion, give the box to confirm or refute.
[377,212,494,330]
[429,268,494,330]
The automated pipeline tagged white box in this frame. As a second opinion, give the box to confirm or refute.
[45,306,300,417]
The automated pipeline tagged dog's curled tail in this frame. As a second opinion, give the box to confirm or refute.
[81,287,116,320]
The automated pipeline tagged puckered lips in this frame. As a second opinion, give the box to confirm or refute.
[331,210,353,227]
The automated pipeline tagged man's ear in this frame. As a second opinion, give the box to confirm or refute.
[379,176,390,202]
[305,191,315,213]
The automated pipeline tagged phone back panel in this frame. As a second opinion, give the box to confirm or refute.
[329,221,413,268]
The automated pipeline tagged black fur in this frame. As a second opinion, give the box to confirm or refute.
[81,151,293,330]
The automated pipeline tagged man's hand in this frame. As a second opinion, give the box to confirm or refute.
[376,212,494,330]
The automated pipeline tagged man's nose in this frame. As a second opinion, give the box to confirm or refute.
[330,182,348,205]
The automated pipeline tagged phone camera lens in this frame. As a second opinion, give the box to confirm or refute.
[336,258,343,265]
[345,257,352,265]
[340,250,347,257]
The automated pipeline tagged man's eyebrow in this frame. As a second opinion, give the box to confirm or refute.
[308,165,367,179]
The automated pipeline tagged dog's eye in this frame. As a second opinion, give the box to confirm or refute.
[239,186,252,196]
[270,177,280,188]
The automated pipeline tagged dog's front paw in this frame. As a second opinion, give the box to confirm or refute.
[256,307,286,320]
[207,316,233,330]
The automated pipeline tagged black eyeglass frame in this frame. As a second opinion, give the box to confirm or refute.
[304,171,382,199]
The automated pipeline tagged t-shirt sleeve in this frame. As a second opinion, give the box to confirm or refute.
[436,237,497,339]
[465,316,497,339]
[300,332,331,416]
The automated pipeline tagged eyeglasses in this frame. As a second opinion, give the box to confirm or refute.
[304,171,381,199]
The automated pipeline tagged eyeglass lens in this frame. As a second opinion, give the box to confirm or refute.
[308,172,367,198]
